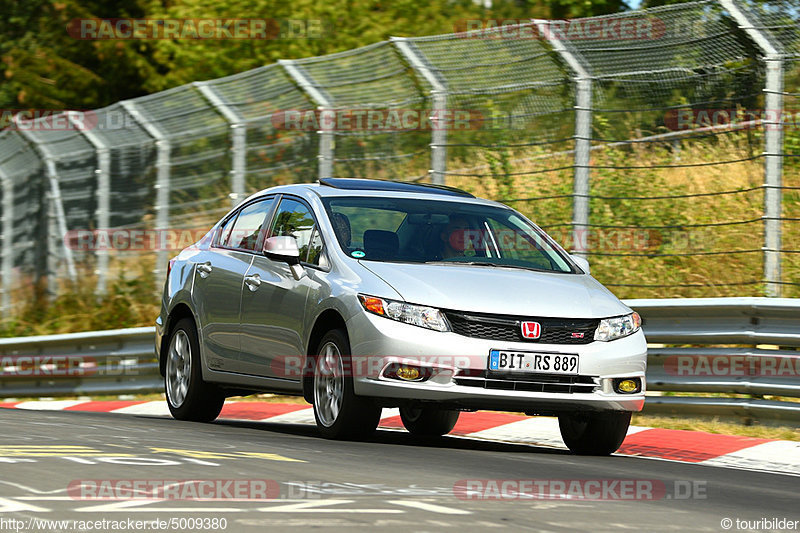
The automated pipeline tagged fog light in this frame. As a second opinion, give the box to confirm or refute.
[383,363,430,382]
[614,378,641,394]
[396,365,421,381]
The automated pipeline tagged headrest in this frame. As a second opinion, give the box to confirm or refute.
[330,212,351,247]
[363,230,399,260]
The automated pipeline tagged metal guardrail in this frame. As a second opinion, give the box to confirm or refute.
[0,298,798,424]
[629,298,800,424]
[0,327,159,397]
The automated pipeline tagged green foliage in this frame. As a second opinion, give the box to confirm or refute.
[1,0,627,110]
[0,265,158,337]
[0,0,156,109]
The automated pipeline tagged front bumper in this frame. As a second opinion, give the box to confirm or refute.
[347,311,647,414]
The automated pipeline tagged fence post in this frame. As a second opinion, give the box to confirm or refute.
[42,159,78,285]
[719,0,784,296]
[391,37,448,185]
[195,82,247,207]
[0,176,12,315]
[279,60,334,179]
[68,112,111,297]
[572,79,593,256]
[534,20,593,256]
[15,126,78,292]
[763,59,784,297]
[120,100,171,286]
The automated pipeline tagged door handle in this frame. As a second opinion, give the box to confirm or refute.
[196,262,212,278]
[244,273,261,291]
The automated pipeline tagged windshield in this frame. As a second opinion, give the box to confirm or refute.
[322,196,576,273]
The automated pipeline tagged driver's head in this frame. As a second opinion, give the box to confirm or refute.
[331,213,351,247]
[441,215,471,256]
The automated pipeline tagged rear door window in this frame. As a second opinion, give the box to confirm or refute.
[226,198,275,251]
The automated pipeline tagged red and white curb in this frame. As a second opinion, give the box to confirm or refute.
[2,400,798,476]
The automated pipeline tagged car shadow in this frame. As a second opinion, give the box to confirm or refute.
[212,418,571,456]
[32,408,570,456]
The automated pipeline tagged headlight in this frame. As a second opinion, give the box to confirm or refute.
[358,294,450,332]
[594,312,642,342]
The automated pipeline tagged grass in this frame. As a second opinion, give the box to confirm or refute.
[0,261,160,337]
[631,414,800,442]
[449,130,800,299]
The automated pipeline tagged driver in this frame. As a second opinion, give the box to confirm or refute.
[439,215,472,259]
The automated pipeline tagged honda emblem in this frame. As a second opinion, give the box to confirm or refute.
[520,321,541,339]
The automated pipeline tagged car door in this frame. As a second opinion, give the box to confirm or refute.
[192,197,275,373]
[238,196,323,379]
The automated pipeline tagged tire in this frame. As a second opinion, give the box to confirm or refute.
[312,329,381,439]
[400,407,459,437]
[558,411,632,456]
[165,318,225,422]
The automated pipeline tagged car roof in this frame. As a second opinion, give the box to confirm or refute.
[318,178,474,197]
[243,179,505,208]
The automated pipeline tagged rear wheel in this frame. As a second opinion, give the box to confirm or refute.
[312,329,381,439]
[400,407,459,437]
[165,318,225,422]
[558,411,631,456]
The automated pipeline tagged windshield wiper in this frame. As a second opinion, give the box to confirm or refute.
[424,260,563,273]
[424,260,497,267]
[499,264,552,273]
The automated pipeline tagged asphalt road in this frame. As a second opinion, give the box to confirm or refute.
[0,408,797,533]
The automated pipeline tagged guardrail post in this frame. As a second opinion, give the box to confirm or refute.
[0,176,12,315]
[391,37,448,185]
[534,20,593,256]
[68,112,111,297]
[195,82,247,207]
[120,100,171,287]
[719,0,784,297]
[280,60,335,179]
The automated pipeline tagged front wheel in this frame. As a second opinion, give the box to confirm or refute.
[558,411,631,456]
[165,318,225,422]
[400,407,459,437]
[312,329,381,440]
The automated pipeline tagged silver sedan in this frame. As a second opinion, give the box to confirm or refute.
[155,178,647,455]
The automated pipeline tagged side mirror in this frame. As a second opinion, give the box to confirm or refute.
[571,254,590,274]
[264,236,301,264]
[264,236,306,281]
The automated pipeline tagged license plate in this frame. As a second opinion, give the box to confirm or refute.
[488,350,578,375]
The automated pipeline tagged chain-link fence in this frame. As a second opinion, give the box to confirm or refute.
[1,0,799,316]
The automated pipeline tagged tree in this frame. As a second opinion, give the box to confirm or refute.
[0,0,156,110]
[1,0,631,110]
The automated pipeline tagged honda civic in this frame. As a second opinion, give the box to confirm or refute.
[155,178,646,455]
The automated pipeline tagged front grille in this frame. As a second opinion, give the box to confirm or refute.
[445,311,599,345]
[454,371,599,394]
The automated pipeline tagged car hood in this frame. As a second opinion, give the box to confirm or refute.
[359,261,630,319]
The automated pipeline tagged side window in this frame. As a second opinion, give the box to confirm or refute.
[217,213,238,247]
[269,198,316,260]
[227,198,274,251]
